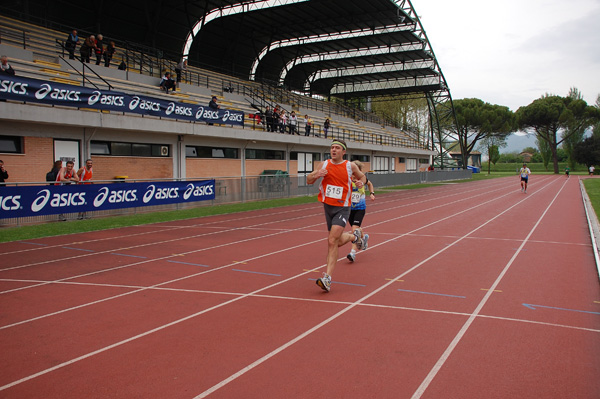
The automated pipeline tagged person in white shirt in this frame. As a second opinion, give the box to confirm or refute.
[519,163,531,193]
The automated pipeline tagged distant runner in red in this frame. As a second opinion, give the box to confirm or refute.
[307,140,369,292]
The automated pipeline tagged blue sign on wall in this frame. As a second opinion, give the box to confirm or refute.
[0,75,244,126]
[0,180,216,219]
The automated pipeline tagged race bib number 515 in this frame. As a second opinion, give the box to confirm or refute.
[325,184,343,200]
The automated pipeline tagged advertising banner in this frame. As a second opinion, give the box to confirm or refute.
[0,180,216,219]
[0,75,244,126]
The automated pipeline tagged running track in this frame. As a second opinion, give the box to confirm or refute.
[0,175,599,398]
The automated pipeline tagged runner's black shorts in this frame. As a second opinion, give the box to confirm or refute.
[323,203,350,231]
[349,209,365,227]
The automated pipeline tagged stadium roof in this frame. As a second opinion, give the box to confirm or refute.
[2,0,450,101]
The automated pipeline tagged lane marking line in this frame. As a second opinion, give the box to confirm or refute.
[166,260,210,268]
[63,247,95,252]
[397,289,465,299]
[232,269,281,277]
[522,303,600,315]
[480,288,503,293]
[410,175,567,399]
[110,253,147,259]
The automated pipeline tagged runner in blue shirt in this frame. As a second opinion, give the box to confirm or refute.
[347,161,375,262]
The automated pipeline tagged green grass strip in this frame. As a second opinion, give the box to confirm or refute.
[4,174,598,243]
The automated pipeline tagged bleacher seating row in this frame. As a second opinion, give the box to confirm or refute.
[0,13,423,148]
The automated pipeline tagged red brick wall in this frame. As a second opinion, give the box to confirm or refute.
[187,158,241,178]
[90,156,173,181]
[0,137,54,183]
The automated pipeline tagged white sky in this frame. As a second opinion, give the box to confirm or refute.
[413,0,600,111]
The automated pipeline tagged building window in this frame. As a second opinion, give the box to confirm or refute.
[419,158,429,164]
[351,155,369,162]
[398,157,405,163]
[373,156,389,173]
[0,136,23,153]
[245,149,284,160]
[186,146,238,159]
[91,141,170,157]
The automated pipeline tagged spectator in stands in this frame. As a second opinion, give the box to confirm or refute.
[0,160,8,186]
[279,109,287,133]
[65,29,78,59]
[288,111,298,135]
[304,114,313,136]
[94,34,104,65]
[273,106,280,133]
[175,58,187,88]
[0,56,15,76]
[209,96,220,110]
[323,117,331,138]
[265,106,273,132]
[208,96,219,125]
[103,41,116,67]
[80,35,95,63]
[159,71,176,94]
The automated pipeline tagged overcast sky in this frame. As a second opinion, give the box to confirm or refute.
[413,0,600,112]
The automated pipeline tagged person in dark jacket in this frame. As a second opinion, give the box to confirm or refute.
[65,29,78,59]
[79,35,95,63]
[0,160,8,186]
[103,41,116,67]
[94,34,104,65]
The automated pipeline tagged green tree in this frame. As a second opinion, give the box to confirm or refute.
[451,98,516,169]
[593,94,600,137]
[537,136,552,170]
[479,135,507,174]
[517,94,600,173]
[573,135,600,167]
[562,88,587,169]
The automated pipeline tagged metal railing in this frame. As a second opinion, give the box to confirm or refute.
[0,170,471,227]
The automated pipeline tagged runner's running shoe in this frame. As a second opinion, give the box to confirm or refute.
[352,228,362,244]
[347,252,355,262]
[360,234,369,250]
[316,273,331,292]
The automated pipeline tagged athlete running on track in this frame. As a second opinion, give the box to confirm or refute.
[306,140,369,292]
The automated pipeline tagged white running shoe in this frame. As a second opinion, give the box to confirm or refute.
[347,252,355,262]
[316,273,331,292]
[352,228,362,244]
[360,234,369,250]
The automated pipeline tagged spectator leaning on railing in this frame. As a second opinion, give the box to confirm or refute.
[0,55,15,76]
[65,29,79,59]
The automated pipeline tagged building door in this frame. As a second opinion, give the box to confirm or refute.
[297,152,314,186]
[54,140,81,169]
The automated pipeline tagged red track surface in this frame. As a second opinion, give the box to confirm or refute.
[1,176,599,398]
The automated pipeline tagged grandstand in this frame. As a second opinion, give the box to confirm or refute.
[0,1,454,186]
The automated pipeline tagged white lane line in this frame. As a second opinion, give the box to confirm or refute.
[410,176,569,399]
[0,177,555,392]
[193,177,560,398]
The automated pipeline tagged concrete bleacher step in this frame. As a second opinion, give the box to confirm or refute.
[40,68,69,77]
[34,60,62,68]
[50,77,81,86]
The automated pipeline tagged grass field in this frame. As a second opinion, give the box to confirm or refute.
[2,174,599,243]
